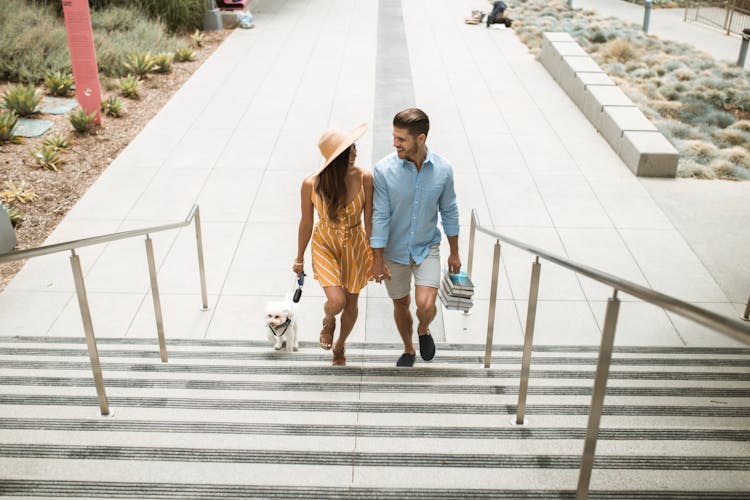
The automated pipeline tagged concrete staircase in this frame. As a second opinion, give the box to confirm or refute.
[1,336,749,498]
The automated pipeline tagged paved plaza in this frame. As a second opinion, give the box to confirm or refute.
[0,0,748,348]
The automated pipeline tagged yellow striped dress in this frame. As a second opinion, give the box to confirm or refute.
[311,178,373,293]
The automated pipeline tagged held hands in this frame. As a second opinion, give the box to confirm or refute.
[447,253,462,275]
[371,262,391,284]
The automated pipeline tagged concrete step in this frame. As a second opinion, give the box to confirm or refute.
[0,336,748,497]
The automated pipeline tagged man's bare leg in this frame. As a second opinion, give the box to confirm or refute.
[415,285,438,336]
[392,295,415,354]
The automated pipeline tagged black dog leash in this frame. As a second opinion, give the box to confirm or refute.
[292,272,305,303]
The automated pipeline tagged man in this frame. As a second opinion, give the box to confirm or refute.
[370,108,461,367]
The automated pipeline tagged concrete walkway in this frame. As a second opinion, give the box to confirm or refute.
[0,0,747,351]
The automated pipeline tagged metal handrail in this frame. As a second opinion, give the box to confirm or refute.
[0,204,209,416]
[466,209,750,500]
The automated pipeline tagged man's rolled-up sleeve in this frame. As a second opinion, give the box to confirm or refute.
[370,166,390,249]
[439,168,459,237]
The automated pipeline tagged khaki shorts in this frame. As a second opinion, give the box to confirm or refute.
[385,244,441,299]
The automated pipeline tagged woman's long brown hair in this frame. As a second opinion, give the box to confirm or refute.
[316,146,351,221]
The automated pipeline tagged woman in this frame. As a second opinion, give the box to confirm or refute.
[293,123,373,366]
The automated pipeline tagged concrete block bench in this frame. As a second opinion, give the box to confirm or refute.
[600,106,658,154]
[539,32,678,178]
[0,205,17,254]
[582,85,633,131]
[621,131,679,177]
[569,72,615,110]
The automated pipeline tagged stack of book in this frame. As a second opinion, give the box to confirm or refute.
[439,268,474,312]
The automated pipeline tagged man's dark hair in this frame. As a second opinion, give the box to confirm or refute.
[393,108,429,138]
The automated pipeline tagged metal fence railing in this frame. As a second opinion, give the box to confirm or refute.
[685,0,750,36]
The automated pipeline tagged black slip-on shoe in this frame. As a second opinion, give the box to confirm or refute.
[418,333,435,361]
[396,353,416,367]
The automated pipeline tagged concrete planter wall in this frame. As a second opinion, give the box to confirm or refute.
[0,204,17,254]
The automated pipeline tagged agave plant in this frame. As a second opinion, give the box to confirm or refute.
[42,133,70,149]
[2,84,41,117]
[44,70,75,97]
[0,180,37,204]
[152,53,174,74]
[118,75,140,99]
[68,108,98,135]
[0,109,19,144]
[32,145,65,171]
[100,96,125,117]
[190,30,205,47]
[122,52,156,78]
[174,47,195,63]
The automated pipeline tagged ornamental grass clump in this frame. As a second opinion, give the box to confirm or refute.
[44,70,75,96]
[2,84,41,117]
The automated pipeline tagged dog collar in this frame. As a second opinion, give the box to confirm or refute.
[269,318,292,338]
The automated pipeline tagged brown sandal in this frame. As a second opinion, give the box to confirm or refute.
[332,344,346,366]
[319,317,335,350]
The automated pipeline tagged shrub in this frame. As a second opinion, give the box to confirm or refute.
[0,0,70,82]
[729,120,750,133]
[683,140,719,165]
[2,84,42,116]
[44,70,75,96]
[42,133,70,149]
[101,96,125,117]
[69,108,98,134]
[713,128,749,148]
[722,146,750,169]
[32,145,65,171]
[0,109,18,144]
[118,75,140,99]
[174,46,195,62]
[0,180,37,204]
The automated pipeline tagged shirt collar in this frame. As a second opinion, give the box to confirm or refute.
[400,147,434,169]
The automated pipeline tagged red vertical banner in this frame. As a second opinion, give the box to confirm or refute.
[61,0,102,124]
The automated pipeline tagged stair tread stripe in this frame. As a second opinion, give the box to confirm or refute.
[3,347,750,367]
[0,480,748,499]
[1,443,749,469]
[1,394,748,416]
[2,360,748,381]
[1,418,747,441]
[1,375,747,398]
[4,336,750,355]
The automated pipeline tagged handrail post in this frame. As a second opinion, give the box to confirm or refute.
[515,256,541,425]
[741,292,749,321]
[484,240,502,368]
[69,249,110,416]
[576,289,620,500]
[467,210,477,279]
[193,206,209,310]
[145,235,168,363]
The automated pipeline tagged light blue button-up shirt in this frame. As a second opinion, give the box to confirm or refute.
[370,149,460,266]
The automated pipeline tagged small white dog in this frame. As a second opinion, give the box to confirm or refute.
[264,300,299,352]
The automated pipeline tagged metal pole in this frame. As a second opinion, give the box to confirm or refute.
[515,257,541,425]
[738,29,750,68]
[193,207,209,310]
[467,211,476,279]
[741,291,750,321]
[484,240,502,368]
[567,0,572,8]
[724,0,733,36]
[69,249,110,416]
[576,290,620,500]
[643,0,652,32]
[145,235,168,363]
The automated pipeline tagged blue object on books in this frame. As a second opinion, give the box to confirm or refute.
[448,271,473,289]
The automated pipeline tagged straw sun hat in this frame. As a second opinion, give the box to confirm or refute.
[315,123,368,175]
